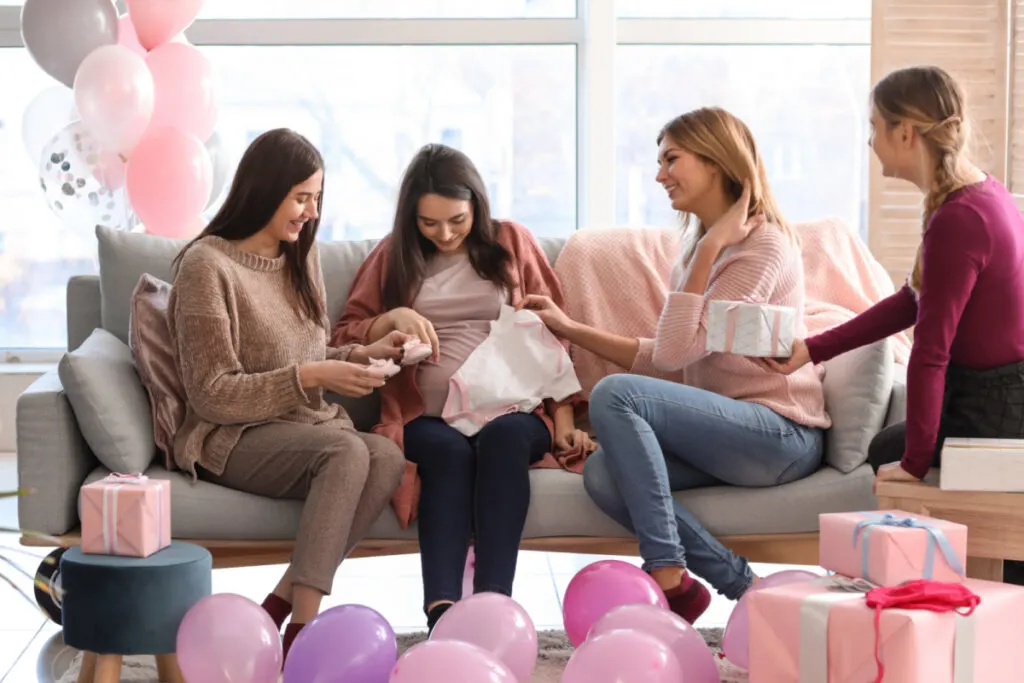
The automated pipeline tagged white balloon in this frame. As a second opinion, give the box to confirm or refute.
[204,129,236,210]
[38,120,134,232]
[22,86,79,168]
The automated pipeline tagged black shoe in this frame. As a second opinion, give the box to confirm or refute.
[426,602,453,634]
[1003,560,1024,585]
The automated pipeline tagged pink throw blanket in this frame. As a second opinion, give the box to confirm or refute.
[555,220,910,397]
[798,218,912,365]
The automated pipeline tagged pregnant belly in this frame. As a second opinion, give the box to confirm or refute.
[416,322,490,417]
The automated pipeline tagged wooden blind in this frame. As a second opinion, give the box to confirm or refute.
[869,0,1011,284]
[1010,1,1024,209]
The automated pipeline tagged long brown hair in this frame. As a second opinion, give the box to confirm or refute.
[172,128,325,321]
[382,143,513,309]
[872,66,972,291]
[657,107,794,265]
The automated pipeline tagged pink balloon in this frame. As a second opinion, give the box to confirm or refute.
[430,593,538,682]
[562,560,668,647]
[462,545,475,598]
[176,594,282,683]
[73,44,154,156]
[389,640,516,683]
[721,569,820,670]
[126,126,212,237]
[126,0,204,50]
[563,629,683,683]
[591,604,719,683]
[117,14,147,56]
[145,42,219,142]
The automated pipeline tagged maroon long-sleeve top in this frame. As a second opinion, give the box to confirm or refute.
[806,175,1024,478]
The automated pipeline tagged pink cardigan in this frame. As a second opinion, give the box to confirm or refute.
[332,220,587,528]
[633,223,831,430]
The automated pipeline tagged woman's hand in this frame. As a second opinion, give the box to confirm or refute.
[518,294,574,336]
[555,427,597,453]
[702,182,764,251]
[351,330,412,364]
[316,360,387,398]
[758,338,812,375]
[387,307,439,361]
[873,461,921,493]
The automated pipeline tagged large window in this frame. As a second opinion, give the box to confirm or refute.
[616,45,870,232]
[205,45,576,241]
[0,0,872,353]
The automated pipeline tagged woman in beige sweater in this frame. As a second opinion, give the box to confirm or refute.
[167,128,407,657]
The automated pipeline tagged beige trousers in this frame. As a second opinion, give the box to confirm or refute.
[200,422,405,594]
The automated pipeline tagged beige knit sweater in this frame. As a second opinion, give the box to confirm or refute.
[167,237,356,477]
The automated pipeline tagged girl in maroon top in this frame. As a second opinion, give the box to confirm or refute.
[768,66,1024,489]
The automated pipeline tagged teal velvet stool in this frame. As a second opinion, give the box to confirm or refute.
[60,542,212,683]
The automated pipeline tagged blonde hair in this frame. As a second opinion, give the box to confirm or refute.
[871,66,973,291]
[658,107,795,266]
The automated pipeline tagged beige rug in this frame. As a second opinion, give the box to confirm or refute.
[55,628,748,682]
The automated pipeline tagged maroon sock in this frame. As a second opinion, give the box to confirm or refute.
[283,622,305,659]
[261,593,292,629]
[664,573,712,624]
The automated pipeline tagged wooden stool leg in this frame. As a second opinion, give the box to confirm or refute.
[156,654,186,683]
[93,654,123,683]
[76,652,97,683]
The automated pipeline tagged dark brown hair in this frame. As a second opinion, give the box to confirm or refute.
[173,128,325,321]
[872,66,971,291]
[382,143,514,310]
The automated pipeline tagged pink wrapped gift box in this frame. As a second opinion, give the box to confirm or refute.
[749,576,1024,683]
[81,473,171,558]
[819,510,967,587]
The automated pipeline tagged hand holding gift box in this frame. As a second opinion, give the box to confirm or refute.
[705,300,796,358]
[81,473,171,558]
[819,510,967,587]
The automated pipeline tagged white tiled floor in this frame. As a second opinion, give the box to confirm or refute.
[0,451,814,681]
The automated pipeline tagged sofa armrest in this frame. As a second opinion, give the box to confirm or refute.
[16,368,98,536]
[885,363,907,427]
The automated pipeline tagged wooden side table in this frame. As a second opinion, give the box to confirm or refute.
[876,477,1024,581]
[59,542,213,683]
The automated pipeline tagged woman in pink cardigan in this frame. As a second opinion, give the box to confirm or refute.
[332,143,591,632]
[523,107,830,623]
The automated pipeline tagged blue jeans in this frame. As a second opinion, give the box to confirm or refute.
[583,374,823,600]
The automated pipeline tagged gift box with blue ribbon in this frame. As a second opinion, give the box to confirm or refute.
[819,510,967,587]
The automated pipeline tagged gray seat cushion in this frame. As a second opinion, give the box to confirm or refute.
[81,463,875,541]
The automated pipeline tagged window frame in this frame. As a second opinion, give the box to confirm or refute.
[0,0,869,356]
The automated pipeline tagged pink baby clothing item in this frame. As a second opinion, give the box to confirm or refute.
[412,252,506,417]
[401,338,433,366]
[442,305,583,436]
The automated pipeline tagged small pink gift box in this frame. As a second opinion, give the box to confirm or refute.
[748,576,1024,683]
[819,510,967,587]
[81,473,171,558]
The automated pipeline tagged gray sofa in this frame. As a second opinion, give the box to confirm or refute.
[16,225,904,566]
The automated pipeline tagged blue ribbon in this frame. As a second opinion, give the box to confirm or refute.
[852,513,965,584]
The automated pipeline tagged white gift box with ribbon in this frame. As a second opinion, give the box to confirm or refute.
[706,300,796,358]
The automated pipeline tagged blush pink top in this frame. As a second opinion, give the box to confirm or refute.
[631,223,831,430]
[413,252,506,416]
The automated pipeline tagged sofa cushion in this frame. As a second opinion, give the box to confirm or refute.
[81,462,875,541]
[59,328,157,474]
[97,226,388,343]
[129,274,185,470]
[820,338,894,472]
